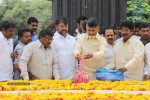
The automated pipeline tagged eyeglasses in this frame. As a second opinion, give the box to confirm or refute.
[120,30,131,33]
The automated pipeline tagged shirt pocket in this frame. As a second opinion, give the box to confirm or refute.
[125,49,134,61]
[93,42,100,51]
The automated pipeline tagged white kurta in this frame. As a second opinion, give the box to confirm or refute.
[52,31,77,79]
[0,31,13,81]
[107,36,144,81]
[19,40,60,80]
[104,44,113,68]
[74,33,107,80]
[144,43,150,75]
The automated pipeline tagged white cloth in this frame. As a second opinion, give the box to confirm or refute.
[115,35,141,44]
[74,33,107,80]
[107,36,144,81]
[13,41,26,79]
[144,43,150,75]
[19,40,60,80]
[52,31,77,79]
[75,29,83,40]
[0,31,13,81]
[75,29,81,36]
[104,44,113,68]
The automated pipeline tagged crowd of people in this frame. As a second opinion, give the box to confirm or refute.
[0,16,150,81]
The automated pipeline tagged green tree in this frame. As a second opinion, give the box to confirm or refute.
[127,0,150,22]
[0,0,52,34]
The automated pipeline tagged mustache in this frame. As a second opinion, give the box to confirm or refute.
[31,28,37,32]
[108,38,113,40]
[121,34,128,36]
[28,39,32,41]
[60,29,67,33]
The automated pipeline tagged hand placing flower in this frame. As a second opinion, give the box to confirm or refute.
[75,53,82,60]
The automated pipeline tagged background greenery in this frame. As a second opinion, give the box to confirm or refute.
[0,0,52,34]
[0,0,149,35]
[127,0,150,22]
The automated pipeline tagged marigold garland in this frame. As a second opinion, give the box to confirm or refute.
[0,92,150,100]
[0,80,150,91]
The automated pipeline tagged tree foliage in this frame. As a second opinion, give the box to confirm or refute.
[0,0,52,34]
[127,0,150,22]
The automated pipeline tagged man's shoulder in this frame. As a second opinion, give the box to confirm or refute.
[77,34,86,39]
[145,43,150,48]
[0,32,5,41]
[131,37,143,45]
[25,40,39,48]
[97,35,106,41]
[15,43,24,50]
[67,34,76,41]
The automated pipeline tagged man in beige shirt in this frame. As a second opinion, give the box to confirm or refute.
[74,17,107,80]
[19,28,60,80]
[106,21,144,81]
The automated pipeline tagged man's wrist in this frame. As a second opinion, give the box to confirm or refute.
[124,66,127,71]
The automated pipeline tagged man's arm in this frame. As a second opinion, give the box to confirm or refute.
[124,41,144,70]
[92,38,107,60]
[144,44,150,80]
[52,50,60,79]
[74,37,82,61]
[19,44,33,80]
[13,46,23,71]
[105,52,116,70]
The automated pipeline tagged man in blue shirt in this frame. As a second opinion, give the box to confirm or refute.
[14,17,38,47]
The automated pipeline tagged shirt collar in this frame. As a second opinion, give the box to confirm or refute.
[107,43,113,48]
[85,33,101,40]
[76,29,82,35]
[140,38,150,45]
[18,41,26,46]
[0,31,5,40]
[37,40,51,49]
[121,35,134,44]
[54,31,71,39]
[0,31,12,41]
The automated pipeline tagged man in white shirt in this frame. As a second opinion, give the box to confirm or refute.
[0,20,16,81]
[13,27,31,79]
[14,17,38,48]
[106,21,144,81]
[143,36,150,80]
[19,28,60,80]
[75,16,87,37]
[52,16,76,79]
[139,22,150,46]
[103,27,115,67]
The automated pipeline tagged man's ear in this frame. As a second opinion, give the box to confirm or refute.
[97,26,100,32]
[131,29,134,32]
[38,35,41,39]
[76,23,79,28]
[55,25,58,30]
[2,28,6,31]
[131,30,134,34]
